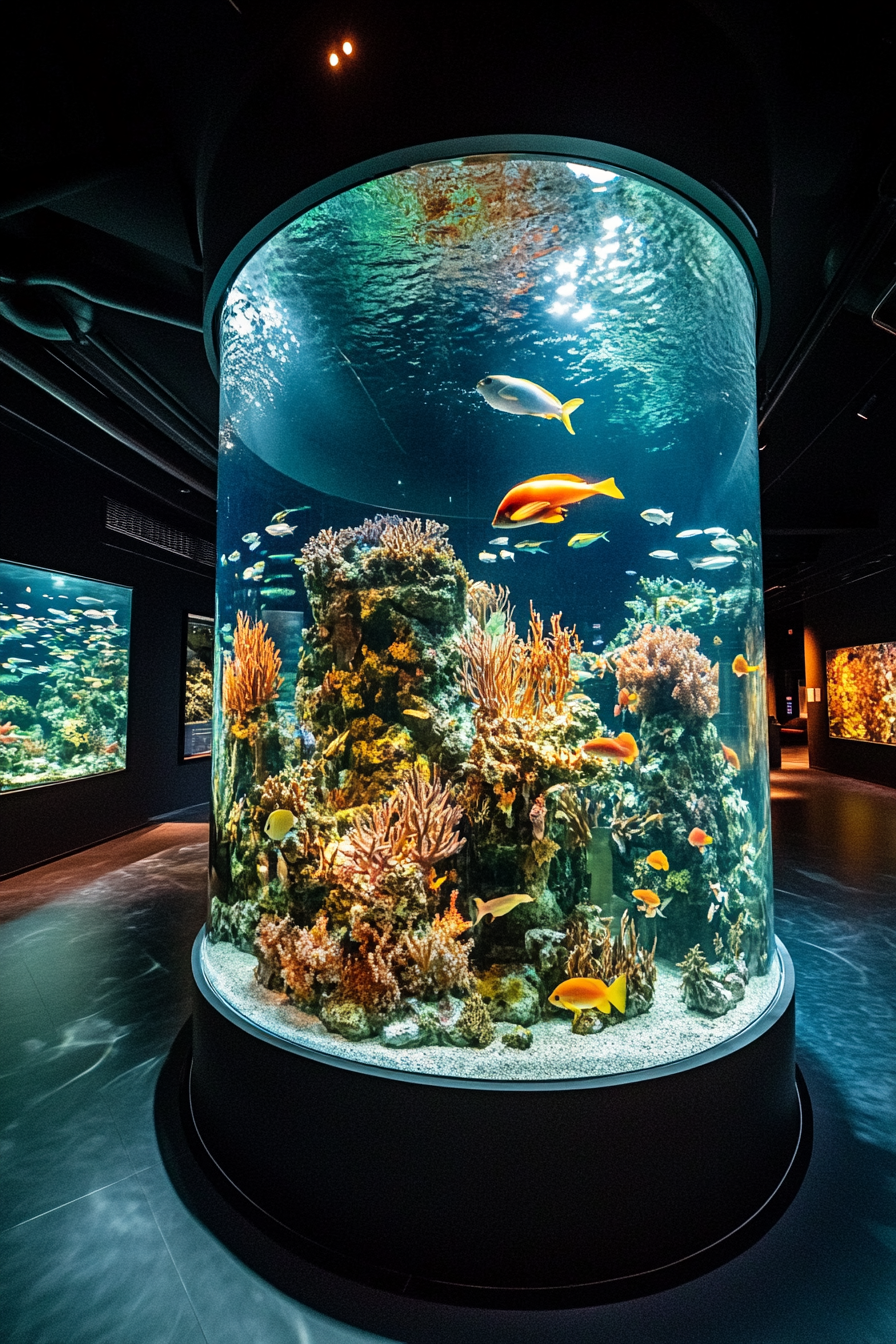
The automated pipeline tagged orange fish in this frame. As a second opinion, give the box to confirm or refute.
[688,827,713,852]
[721,743,740,770]
[581,731,639,764]
[645,850,669,871]
[732,654,760,677]
[633,889,671,918]
[492,473,624,529]
[549,974,627,1018]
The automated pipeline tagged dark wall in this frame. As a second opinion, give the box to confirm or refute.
[804,568,896,789]
[1,417,215,875]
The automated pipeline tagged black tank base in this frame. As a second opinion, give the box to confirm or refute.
[185,935,807,1302]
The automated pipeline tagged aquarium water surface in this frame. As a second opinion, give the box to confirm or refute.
[0,560,131,791]
[205,155,778,1081]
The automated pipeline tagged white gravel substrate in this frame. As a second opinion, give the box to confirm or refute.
[201,937,782,1083]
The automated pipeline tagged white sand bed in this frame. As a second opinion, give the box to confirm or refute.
[201,937,782,1084]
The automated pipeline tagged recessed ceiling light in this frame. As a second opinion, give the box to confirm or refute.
[328,52,339,67]
[342,41,353,55]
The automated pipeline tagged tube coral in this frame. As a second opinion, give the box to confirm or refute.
[222,612,283,722]
[615,624,719,721]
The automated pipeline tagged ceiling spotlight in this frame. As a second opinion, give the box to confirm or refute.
[342,40,353,55]
[328,51,339,67]
[857,394,878,420]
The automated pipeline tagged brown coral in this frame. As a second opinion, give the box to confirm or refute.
[336,768,465,888]
[222,612,283,722]
[457,991,495,1047]
[459,602,582,725]
[378,516,453,561]
[398,891,474,997]
[564,911,656,1002]
[615,624,719,721]
[255,913,342,1002]
[339,911,403,1014]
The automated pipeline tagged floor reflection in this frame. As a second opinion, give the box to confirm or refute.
[1,761,895,1343]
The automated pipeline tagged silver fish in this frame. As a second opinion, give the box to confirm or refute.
[478,551,498,563]
[676,528,703,538]
[499,549,515,561]
[242,532,260,543]
[490,537,509,546]
[702,527,728,536]
[228,550,241,561]
[649,550,678,560]
[688,555,737,570]
[710,536,740,553]
[265,523,296,536]
[641,509,673,526]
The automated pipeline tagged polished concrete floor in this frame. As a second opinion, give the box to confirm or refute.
[2,756,895,1344]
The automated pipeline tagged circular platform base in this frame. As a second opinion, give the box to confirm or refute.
[188,934,806,1296]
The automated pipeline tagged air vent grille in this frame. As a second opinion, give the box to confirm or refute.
[105,499,215,567]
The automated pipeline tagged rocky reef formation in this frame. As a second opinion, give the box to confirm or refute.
[210,513,773,1052]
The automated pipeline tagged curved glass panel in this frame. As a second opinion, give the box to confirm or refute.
[206,154,777,1082]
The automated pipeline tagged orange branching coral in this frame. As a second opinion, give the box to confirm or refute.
[615,624,719,721]
[222,612,283,722]
[336,768,465,888]
[459,602,582,725]
[256,913,341,1002]
[398,891,474,996]
[339,911,402,1014]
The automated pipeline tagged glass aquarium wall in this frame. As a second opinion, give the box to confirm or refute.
[206,154,776,1081]
[0,560,131,791]
[827,641,896,745]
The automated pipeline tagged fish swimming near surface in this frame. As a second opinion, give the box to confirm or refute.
[490,536,509,546]
[732,654,760,677]
[641,509,673,526]
[676,528,704,538]
[646,850,669,870]
[649,550,678,560]
[702,527,729,536]
[492,474,624,529]
[264,809,297,842]
[514,541,551,553]
[633,889,671,918]
[710,536,740,553]
[476,375,585,434]
[688,555,737,570]
[499,549,515,562]
[265,523,297,537]
[473,893,535,925]
[581,731,639,764]
[568,532,609,548]
[549,975,627,1019]
[478,551,498,563]
[688,827,713,852]
[721,743,741,770]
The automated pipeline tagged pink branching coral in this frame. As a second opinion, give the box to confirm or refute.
[459,601,582,725]
[398,891,474,996]
[255,913,341,1002]
[340,911,403,1014]
[336,768,466,888]
[615,624,719,721]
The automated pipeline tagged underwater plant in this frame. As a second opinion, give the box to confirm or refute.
[222,612,283,723]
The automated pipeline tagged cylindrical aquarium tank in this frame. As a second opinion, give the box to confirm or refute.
[190,146,799,1291]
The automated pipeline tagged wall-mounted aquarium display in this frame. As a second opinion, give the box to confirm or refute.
[183,614,214,758]
[0,560,131,791]
[204,153,777,1083]
[827,641,896,745]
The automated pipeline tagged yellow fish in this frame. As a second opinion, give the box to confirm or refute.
[568,532,609,548]
[402,708,430,719]
[549,975,627,1019]
[476,375,584,434]
[732,654,760,677]
[645,850,669,871]
[473,893,534,925]
[264,809,297,842]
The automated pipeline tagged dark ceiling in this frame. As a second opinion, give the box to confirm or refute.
[1,0,895,614]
